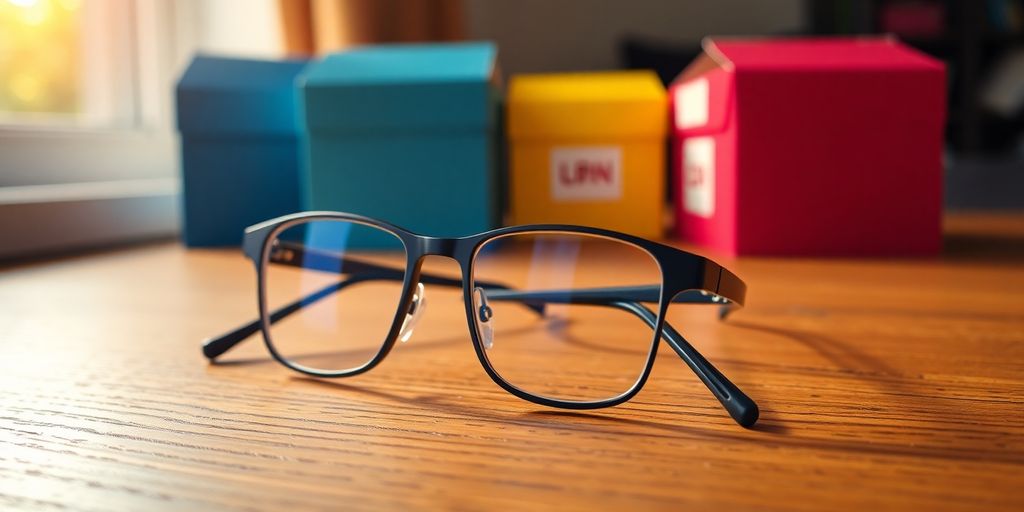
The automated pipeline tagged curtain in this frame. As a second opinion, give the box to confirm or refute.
[278,0,464,56]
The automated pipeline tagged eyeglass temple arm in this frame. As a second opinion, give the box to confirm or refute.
[483,285,741,319]
[611,300,756,427]
[271,243,741,316]
[479,288,756,427]
[205,247,735,360]
[205,282,735,360]
[201,247,543,360]
[202,272,395,360]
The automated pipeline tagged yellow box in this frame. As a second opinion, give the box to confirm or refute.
[507,71,667,238]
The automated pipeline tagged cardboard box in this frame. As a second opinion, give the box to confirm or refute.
[299,42,501,245]
[507,71,667,238]
[670,37,946,256]
[176,55,307,247]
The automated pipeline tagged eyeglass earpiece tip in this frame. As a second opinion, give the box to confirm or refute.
[201,339,220,361]
[727,397,759,428]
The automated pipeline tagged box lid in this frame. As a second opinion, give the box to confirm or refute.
[300,42,499,132]
[176,55,309,136]
[669,37,944,136]
[508,71,667,140]
[703,36,944,72]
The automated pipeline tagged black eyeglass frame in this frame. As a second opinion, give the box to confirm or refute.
[204,211,758,427]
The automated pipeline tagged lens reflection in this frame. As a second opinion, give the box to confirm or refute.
[264,219,407,373]
[472,232,662,402]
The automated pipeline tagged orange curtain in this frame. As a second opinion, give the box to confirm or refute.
[279,0,464,56]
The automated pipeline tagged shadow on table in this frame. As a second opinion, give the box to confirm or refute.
[294,375,781,438]
[729,319,999,452]
[213,310,1012,465]
[727,320,899,376]
[296,373,1014,464]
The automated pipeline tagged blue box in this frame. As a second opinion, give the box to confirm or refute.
[176,55,308,247]
[299,42,501,245]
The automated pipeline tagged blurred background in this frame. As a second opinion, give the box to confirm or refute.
[1,0,1022,259]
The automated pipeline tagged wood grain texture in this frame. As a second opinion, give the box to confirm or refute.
[1,213,1023,511]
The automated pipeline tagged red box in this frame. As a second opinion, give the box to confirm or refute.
[670,37,946,256]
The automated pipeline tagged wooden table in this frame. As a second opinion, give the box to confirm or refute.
[1,213,1022,511]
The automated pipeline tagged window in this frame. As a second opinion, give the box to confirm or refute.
[0,0,293,259]
[0,0,184,259]
[0,0,83,122]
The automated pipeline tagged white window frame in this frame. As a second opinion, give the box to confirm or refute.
[0,0,204,259]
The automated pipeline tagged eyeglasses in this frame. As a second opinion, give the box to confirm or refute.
[203,212,758,427]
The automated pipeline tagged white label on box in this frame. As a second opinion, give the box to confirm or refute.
[683,136,715,218]
[675,77,709,129]
[550,146,623,202]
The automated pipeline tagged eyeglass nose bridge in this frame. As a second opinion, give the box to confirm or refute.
[419,236,460,258]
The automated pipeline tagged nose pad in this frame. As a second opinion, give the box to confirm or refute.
[399,282,427,343]
[473,287,494,350]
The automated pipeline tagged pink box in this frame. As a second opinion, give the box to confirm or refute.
[670,37,946,256]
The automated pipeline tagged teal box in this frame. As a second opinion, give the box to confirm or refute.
[299,42,501,244]
[176,55,308,247]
